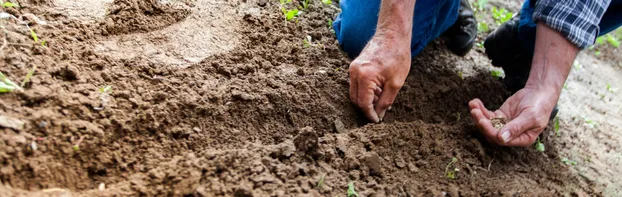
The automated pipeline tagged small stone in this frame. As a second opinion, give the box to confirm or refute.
[333,119,346,133]
[193,127,201,132]
[0,115,25,131]
[99,183,106,191]
[407,163,419,172]
[395,157,406,169]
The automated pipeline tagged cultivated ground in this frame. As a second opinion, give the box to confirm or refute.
[0,0,620,196]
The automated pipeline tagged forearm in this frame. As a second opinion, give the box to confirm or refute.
[525,23,579,96]
[376,0,416,38]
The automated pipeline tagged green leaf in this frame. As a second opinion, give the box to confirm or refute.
[347,182,359,197]
[491,70,503,79]
[316,174,325,189]
[73,145,80,151]
[302,0,309,9]
[322,0,332,5]
[21,65,37,87]
[0,71,19,89]
[606,34,620,48]
[534,138,545,152]
[284,9,298,21]
[0,82,17,93]
[2,1,19,8]
[100,85,113,94]
[29,28,39,43]
[41,40,46,47]
[595,36,606,45]
[477,22,489,33]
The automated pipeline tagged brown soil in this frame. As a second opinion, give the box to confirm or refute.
[0,0,609,196]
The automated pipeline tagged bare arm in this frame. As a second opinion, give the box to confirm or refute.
[349,0,416,123]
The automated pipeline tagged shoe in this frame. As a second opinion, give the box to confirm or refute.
[443,0,477,56]
[483,14,559,120]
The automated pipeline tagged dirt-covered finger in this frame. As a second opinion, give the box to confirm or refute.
[374,80,403,121]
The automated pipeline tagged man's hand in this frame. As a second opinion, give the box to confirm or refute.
[349,33,411,122]
[348,0,416,123]
[469,86,557,146]
[470,23,578,146]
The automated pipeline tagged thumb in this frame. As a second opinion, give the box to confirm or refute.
[498,112,538,146]
[374,80,403,121]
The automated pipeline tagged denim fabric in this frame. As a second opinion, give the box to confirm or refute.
[333,0,460,58]
[519,0,622,56]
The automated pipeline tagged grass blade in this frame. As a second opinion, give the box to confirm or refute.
[21,65,37,87]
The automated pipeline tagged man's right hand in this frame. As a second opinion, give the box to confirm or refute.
[349,32,411,123]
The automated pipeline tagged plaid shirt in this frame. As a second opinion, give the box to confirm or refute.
[532,0,611,49]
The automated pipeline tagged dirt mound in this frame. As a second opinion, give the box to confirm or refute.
[0,0,601,196]
[102,0,191,35]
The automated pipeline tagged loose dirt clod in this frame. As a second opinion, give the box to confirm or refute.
[293,127,319,154]
[491,117,506,130]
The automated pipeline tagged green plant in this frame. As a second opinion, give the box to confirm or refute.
[478,21,489,33]
[491,70,503,79]
[347,182,359,197]
[322,0,332,5]
[606,34,620,48]
[596,36,606,45]
[1,1,19,8]
[458,70,464,80]
[445,157,459,179]
[583,117,596,128]
[491,7,512,25]
[316,174,325,189]
[561,157,577,165]
[281,8,299,21]
[20,65,36,87]
[327,19,333,29]
[607,83,615,92]
[301,0,310,9]
[0,72,21,92]
[594,50,601,56]
[476,41,484,48]
[100,85,113,94]
[534,138,545,152]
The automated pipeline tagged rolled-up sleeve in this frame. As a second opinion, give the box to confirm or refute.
[532,0,611,49]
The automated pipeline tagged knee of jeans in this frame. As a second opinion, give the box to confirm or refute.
[334,21,375,58]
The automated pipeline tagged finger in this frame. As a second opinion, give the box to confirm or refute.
[358,81,380,123]
[503,128,540,147]
[349,71,358,104]
[468,99,496,119]
[374,86,382,96]
[373,95,379,104]
[374,79,403,121]
[478,118,501,143]
[498,112,539,144]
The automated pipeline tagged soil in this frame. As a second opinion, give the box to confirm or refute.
[0,0,620,196]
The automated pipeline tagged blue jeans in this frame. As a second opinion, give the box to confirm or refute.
[333,0,460,58]
[518,0,622,56]
[333,0,622,59]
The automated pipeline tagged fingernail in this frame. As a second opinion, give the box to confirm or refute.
[501,130,511,143]
[378,110,386,122]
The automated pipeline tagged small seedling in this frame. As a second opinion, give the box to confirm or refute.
[561,157,577,165]
[606,83,615,92]
[595,36,606,45]
[316,174,325,189]
[606,34,620,48]
[553,117,561,136]
[458,70,464,80]
[21,65,37,87]
[594,50,601,56]
[73,136,85,151]
[445,157,459,179]
[563,83,569,90]
[2,1,19,8]
[100,85,113,94]
[322,0,332,5]
[327,19,333,29]
[301,0,310,9]
[477,22,489,33]
[347,182,359,197]
[476,41,484,48]
[534,138,545,152]
[303,36,312,48]
[583,117,596,128]
[0,71,21,92]
[281,8,299,21]
[491,70,503,79]
[491,7,512,25]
